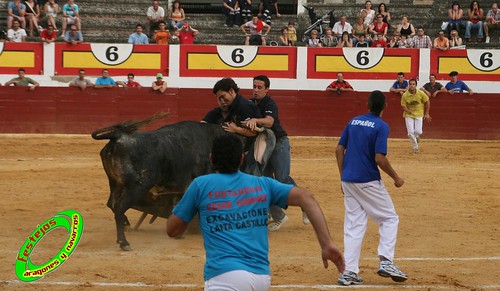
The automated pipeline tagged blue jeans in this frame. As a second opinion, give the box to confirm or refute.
[465,21,483,39]
[265,136,296,221]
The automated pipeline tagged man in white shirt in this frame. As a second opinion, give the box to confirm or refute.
[332,15,353,39]
[147,0,165,36]
[7,19,27,42]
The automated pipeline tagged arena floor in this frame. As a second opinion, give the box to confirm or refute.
[0,135,499,290]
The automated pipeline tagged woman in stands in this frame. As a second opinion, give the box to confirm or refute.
[360,0,376,26]
[395,15,415,38]
[337,31,353,48]
[378,3,391,29]
[278,27,291,46]
[168,0,185,30]
[352,16,369,46]
[24,0,42,36]
[43,0,60,33]
[447,1,463,37]
[369,13,388,41]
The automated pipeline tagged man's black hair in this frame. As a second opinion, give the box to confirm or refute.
[211,133,243,173]
[212,78,240,94]
[368,90,386,116]
[253,75,270,88]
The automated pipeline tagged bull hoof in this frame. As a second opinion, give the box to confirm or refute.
[120,245,132,251]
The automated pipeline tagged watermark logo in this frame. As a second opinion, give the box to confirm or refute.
[15,209,84,282]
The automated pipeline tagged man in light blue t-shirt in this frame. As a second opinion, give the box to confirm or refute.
[167,133,345,290]
[94,69,118,88]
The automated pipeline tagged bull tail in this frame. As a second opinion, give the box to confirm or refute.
[91,112,171,140]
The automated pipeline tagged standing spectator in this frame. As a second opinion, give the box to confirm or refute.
[412,26,433,48]
[322,28,338,47]
[445,71,473,95]
[465,1,484,42]
[360,0,375,26]
[369,13,388,41]
[370,31,387,47]
[128,24,149,44]
[326,72,354,94]
[154,22,173,44]
[378,3,391,29]
[336,90,407,286]
[484,2,500,43]
[167,133,345,290]
[175,22,199,44]
[352,16,369,46]
[259,0,280,25]
[449,29,464,47]
[152,73,168,93]
[241,15,270,46]
[277,27,291,46]
[24,0,42,37]
[337,31,353,47]
[40,24,57,43]
[223,0,240,28]
[168,0,185,30]
[238,0,252,23]
[389,72,408,95]
[94,69,118,88]
[395,15,415,38]
[244,75,311,231]
[307,29,322,47]
[421,74,447,98]
[447,1,464,37]
[401,79,431,153]
[7,0,27,30]
[69,69,93,90]
[332,15,353,39]
[5,68,39,90]
[64,24,83,44]
[43,0,59,33]
[434,30,450,51]
[7,19,27,42]
[286,21,297,46]
[124,73,141,88]
[61,0,80,37]
[147,0,165,36]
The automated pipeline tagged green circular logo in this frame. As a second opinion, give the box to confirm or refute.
[15,209,84,282]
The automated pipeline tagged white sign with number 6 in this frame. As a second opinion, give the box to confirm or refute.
[90,44,134,66]
[217,46,259,68]
[343,48,385,70]
[466,50,500,72]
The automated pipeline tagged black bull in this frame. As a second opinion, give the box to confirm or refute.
[92,116,275,251]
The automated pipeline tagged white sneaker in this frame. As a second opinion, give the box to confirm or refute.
[412,147,419,154]
[485,36,490,43]
[377,261,408,282]
[268,215,288,231]
[302,211,310,225]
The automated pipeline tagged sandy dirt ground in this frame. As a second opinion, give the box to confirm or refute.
[0,135,499,291]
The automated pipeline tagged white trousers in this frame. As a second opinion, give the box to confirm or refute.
[405,117,423,150]
[342,180,399,274]
[205,270,271,291]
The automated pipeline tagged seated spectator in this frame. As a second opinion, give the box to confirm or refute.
[322,28,338,47]
[286,21,297,46]
[64,24,83,44]
[5,68,39,90]
[352,16,369,46]
[152,73,168,93]
[175,22,199,44]
[223,0,240,28]
[388,32,401,48]
[43,0,60,32]
[69,69,93,89]
[369,13,388,42]
[412,26,433,48]
[337,31,353,47]
[371,31,387,47]
[378,3,391,29]
[445,71,473,95]
[154,22,172,44]
[434,30,450,51]
[259,0,280,26]
[355,34,369,47]
[241,15,270,46]
[421,74,446,98]
[396,15,415,38]
[326,72,353,94]
[390,72,408,95]
[25,0,42,37]
[449,29,463,47]
[332,15,353,39]
[484,2,500,43]
[128,23,149,44]
[360,0,376,26]
[7,19,27,42]
[61,0,80,37]
[307,29,322,47]
[124,73,141,88]
[94,69,118,88]
[277,27,291,46]
[447,1,464,37]
[7,0,27,30]
[400,34,413,48]
[465,1,484,42]
[40,24,57,43]
[147,0,165,36]
[168,0,185,30]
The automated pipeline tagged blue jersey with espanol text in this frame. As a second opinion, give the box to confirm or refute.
[338,113,389,183]
[173,171,293,281]
[445,80,470,93]
[392,80,408,90]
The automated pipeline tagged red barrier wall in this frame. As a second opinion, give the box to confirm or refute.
[0,87,498,139]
